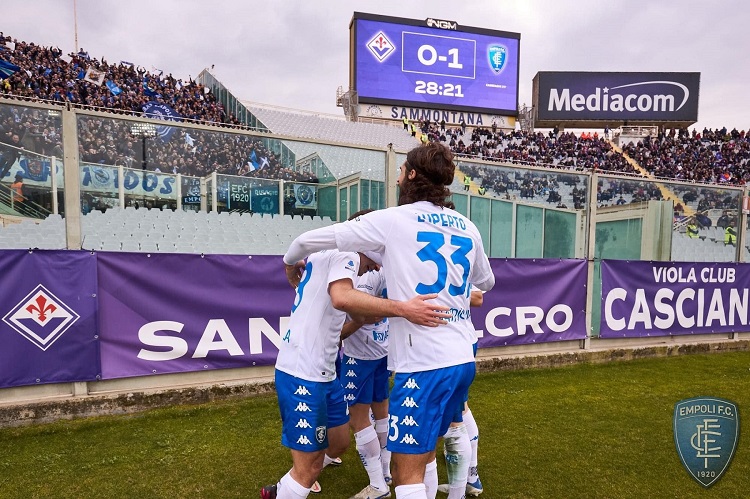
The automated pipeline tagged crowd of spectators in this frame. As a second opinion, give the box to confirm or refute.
[0,33,317,183]
[621,127,750,184]
[419,120,635,174]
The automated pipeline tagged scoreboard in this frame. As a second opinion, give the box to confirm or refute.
[350,12,520,116]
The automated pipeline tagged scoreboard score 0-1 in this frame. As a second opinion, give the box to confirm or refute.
[350,12,520,116]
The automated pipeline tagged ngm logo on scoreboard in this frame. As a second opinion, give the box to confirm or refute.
[351,12,520,117]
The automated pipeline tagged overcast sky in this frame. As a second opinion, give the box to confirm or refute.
[3,0,748,131]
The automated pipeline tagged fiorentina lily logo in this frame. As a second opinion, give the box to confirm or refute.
[2,285,80,351]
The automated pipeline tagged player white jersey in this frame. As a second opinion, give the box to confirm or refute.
[334,201,494,373]
[342,269,389,361]
[275,250,360,382]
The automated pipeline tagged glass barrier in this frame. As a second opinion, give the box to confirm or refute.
[454,159,589,259]
[0,101,63,215]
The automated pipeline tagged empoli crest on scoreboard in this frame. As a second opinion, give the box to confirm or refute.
[488,44,507,74]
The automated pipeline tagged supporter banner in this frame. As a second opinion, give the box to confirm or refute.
[600,260,750,338]
[473,259,588,347]
[0,250,99,388]
[2,156,62,186]
[293,183,317,209]
[97,253,294,379]
[81,164,176,199]
[533,71,700,123]
[251,184,279,214]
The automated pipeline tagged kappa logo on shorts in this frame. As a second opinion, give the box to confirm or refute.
[344,394,356,402]
[296,419,312,429]
[403,378,420,390]
[400,433,419,445]
[346,370,357,378]
[297,435,313,445]
[346,358,358,365]
[345,382,357,390]
[401,397,419,408]
[294,385,311,396]
[295,402,312,412]
[400,415,419,427]
[2,284,80,351]
[316,426,327,444]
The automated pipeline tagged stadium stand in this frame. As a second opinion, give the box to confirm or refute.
[0,207,334,254]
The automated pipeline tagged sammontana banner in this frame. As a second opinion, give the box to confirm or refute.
[600,260,748,338]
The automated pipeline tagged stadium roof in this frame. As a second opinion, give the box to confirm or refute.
[244,103,418,152]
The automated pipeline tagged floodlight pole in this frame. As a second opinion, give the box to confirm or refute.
[73,0,79,51]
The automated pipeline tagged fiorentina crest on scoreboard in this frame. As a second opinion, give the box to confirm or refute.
[673,396,739,487]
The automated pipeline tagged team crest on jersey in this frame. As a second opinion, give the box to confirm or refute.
[674,397,739,487]
[2,284,80,351]
[488,44,507,74]
[367,31,395,62]
[316,426,327,444]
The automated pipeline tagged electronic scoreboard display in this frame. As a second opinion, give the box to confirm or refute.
[350,12,520,116]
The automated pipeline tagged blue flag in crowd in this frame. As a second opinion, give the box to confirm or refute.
[19,158,51,182]
[0,59,20,79]
[249,150,259,170]
[77,68,85,79]
[142,101,183,143]
[106,80,122,96]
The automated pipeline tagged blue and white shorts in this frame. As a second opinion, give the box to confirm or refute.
[386,362,475,454]
[339,355,390,406]
[275,369,349,452]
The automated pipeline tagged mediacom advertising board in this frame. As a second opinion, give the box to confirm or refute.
[533,72,700,123]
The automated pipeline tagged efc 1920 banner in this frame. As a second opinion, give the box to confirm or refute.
[473,258,588,347]
[600,260,748,338]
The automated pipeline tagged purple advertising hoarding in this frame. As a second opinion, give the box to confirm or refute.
[0,250,99,388]
[97,253,295,379]
[473,259,588,347]
[533,71,700,124]
[600,260,749,338]
[352,12,520,115]
[0,250,592,389]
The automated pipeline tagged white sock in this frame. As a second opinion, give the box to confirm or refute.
[424,459,438,499]
[355,426,388,492]
[463,409,480,483]
[277,471,310,499]
[375,417,391,478]
[322,454,336,468]
[443,425,470,499]
[395,483,427,499]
